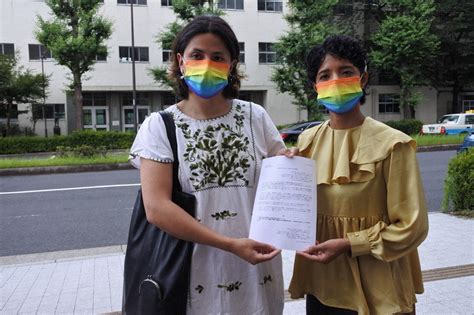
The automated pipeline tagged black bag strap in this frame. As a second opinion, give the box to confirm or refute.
[159,111,183,192]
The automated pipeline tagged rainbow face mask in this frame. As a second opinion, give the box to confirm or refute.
[315,76,363,114]
[182,59,229,99]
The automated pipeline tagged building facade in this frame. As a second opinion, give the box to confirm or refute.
[1,0,473,136]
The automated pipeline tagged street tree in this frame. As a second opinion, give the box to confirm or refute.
[370,0,439,119]
[0,54,49,136]
[271,0,349,120]
[150,0,223,88]
[429,0,474,113]
[36,0,112,130]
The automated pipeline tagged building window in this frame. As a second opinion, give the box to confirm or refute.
[334,0,353,16]
[162,92,179,108]
[258,42,276,64]
[161,0,172,5]
[462,95,474,111]
[162,43,172,62]
[218,0,243,10]
[378,93,400,113]
[258,0,282,12]
[28,44,53,60]
[119,46,149,62]
[117,0,147,4]
[239,42,245,63]
[44,104,65,119]
[0,104,18,119]
[121,92,150,106]
[95,52,107,61]
[0,43,14,56]
[83,92,107,106]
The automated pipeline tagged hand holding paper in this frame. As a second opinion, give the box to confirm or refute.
[249,156,317,251]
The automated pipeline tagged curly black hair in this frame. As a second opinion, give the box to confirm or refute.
[307,35,368,104]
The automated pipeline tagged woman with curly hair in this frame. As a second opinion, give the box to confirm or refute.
[287,35,429,315]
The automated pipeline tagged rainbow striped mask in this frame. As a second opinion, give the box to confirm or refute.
[315,76,363,114]
[183,60,229,99]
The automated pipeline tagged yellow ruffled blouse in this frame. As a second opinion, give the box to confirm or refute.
[288,117,429,314]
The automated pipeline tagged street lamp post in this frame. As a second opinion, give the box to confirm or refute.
[40,53,48,138]
[130,0,138,132]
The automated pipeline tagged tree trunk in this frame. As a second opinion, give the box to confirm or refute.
[74,74,83,130]
[410,105,416,119]
[452,80,460,113]
[6,102,12,136]
[401,88,413,119]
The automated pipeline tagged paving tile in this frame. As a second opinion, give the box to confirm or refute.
[1,212,472,314]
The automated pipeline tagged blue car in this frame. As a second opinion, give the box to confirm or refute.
[457,131,474,153]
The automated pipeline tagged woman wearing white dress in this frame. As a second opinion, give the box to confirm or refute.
[130,15,285,314]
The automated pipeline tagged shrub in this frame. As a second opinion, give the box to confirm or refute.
[443,148,474,213]
[0,123,35,137]
[0,130,135,154]
[385,119,423,135]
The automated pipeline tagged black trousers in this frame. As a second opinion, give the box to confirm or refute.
[306,294,357,315]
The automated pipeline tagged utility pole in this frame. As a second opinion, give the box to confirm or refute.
[130,0,138,132]
[40,52,48,138]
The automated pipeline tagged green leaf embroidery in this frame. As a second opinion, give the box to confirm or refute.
[259,274,273,285]
[195,285,204,294]
[217,281,242,292]
[211,210,238,220]
[176,104,254,190]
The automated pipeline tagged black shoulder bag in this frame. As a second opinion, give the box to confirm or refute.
[123,111,196,315]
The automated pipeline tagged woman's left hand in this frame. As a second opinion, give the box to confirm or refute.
[297,238,351,264]
[277,147,299,157]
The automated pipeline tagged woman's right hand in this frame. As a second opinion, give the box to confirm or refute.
[229,238,281,265]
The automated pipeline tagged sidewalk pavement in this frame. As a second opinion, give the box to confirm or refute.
[1,213,472,315]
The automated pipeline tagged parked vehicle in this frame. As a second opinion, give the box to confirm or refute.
[279,121,322,143]
[421,112,474,135]
[457,131,474,153]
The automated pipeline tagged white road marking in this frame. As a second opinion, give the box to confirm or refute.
[0,183,140,195]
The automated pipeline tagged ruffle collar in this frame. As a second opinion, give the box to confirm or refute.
[298,117,415,185]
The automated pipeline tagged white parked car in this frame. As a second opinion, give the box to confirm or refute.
[421,112,474,135]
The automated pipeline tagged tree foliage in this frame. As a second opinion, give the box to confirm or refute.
[370,0,439,119]
[271,0,349,120]
[36,0,112,130]
[0,54,49,136]
[150,0,223,87]
[428,0,474,113]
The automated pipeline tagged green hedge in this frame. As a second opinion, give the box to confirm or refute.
[385,119,423,136]
[0,130,136,154]
[443,149,474,213]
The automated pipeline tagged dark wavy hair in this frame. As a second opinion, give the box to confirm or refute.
[167,15,242,100]
[306,35,368,104]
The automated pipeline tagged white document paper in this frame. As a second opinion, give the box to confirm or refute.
[249,156,317,251]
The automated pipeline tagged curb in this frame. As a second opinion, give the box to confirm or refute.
[416,144,459,152]
[0,145,459,176]
[0,163,133,176]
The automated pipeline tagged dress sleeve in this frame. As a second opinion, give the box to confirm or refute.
[346,142,429,261]
[129,113,173,169]
[260,106,286,157]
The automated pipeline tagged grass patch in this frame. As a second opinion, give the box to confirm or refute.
[285,134,464,149]
[0,154,129,169]
[413,134,465,146]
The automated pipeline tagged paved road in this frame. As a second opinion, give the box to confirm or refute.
[417,150,457,214]
[0,150,457,257]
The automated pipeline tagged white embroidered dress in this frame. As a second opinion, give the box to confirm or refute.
[130,100,285,315]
